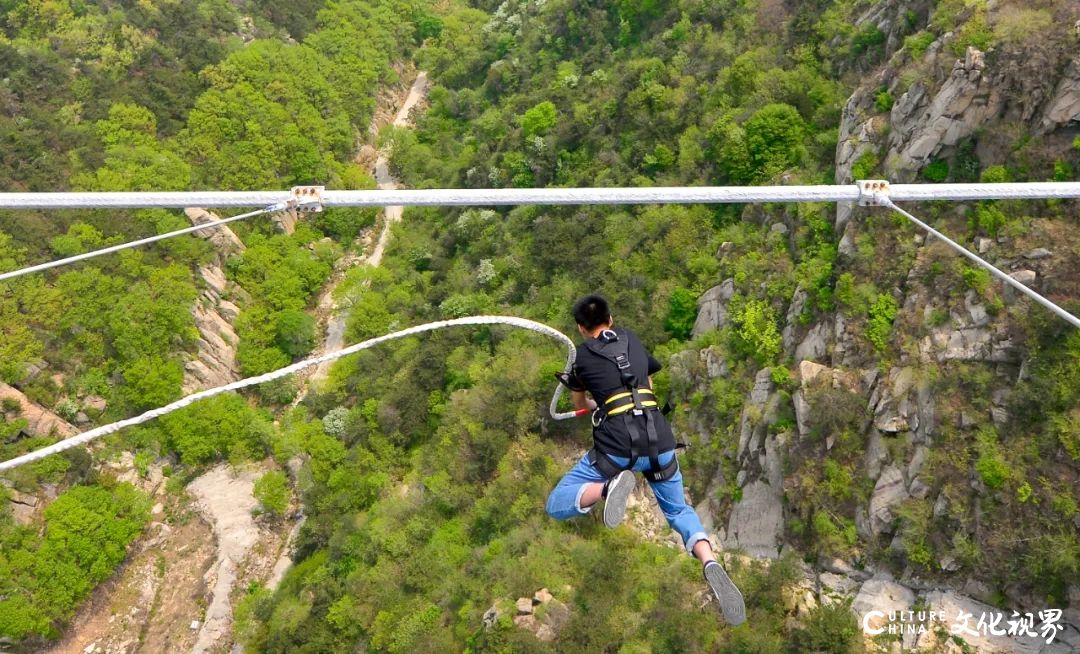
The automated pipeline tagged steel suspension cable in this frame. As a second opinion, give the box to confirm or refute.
[0,316,585,473]
[0,203,285,283]
[4,182,1080,287]
[1,182,1080,210]
[880,197,1080,329]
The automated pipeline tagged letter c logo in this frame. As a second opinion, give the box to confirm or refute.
[862,610,885,635]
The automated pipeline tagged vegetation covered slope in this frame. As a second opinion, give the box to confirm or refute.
[0,0,435,645]
[243,0,1080,652]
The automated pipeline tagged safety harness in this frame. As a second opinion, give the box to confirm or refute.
[581,329,681,483]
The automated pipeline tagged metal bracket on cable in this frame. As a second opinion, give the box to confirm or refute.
[857,179,891,206]
[289,185,325,213]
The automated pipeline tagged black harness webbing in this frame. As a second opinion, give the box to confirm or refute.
[583,329,681,483]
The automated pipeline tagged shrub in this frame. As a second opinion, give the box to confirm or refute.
[850,151,879,180]
[929,308,950,327]
[980,165,1011,183]
[1024,533,1079,603]
[259,376,298,405]
[1053,160,1074,182]
[874,89,893,113]
[54,398,78,421]
[823,459,854,501]
[975,427,1009,490]
[834,273,859,312]
[664,287,699,340]
[1050,411,1080,461]
[953,139,980,182]
[993,8,1052,45]
[921,159,949,182]
[254,470,290,518]
[791,598,863,653]
[950,9,992,56]
[968,203,1006,237]
[851,23,886,59]
[1051,488,1078,518]
[962,265,991,295]
[806,386,869,443]
[1016,481,1033,503]
[770,366,792,389]
[904,31,936,58]
[731,298,782,364]
[866,293,899,352]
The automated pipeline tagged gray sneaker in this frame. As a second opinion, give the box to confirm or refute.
[704,560,746,625]
[602,470,635,528]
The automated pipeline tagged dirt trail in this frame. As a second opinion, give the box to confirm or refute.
[48,69,432,654]
[308,70,429,386]
[186,466,261,654]
[257,67,430,611]
[42,469,214,654]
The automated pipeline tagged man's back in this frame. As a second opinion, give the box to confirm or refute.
[571,327,659,404]
[570,326,676,458]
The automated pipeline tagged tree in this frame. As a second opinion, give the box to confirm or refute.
[664,287,698,340]
[254,470,290,518]
[120,357,184,410]
[157,394,272,465]
[520,101,557,139]
[743,103,807,181]
[0,483,149,641]
[732,298,782,363]
[275,309,317,359]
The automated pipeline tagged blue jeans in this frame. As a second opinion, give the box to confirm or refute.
[546,450,709,554]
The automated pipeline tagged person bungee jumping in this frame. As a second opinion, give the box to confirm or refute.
[545,294,746,625]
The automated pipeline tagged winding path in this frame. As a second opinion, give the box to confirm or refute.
[188,70,431,649]
[308,71,429,386]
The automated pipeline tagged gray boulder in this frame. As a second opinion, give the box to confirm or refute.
[692,279,735,338]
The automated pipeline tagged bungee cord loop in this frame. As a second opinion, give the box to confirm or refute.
[0,316,583,473]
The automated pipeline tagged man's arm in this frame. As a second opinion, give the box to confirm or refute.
[572,390,597,411]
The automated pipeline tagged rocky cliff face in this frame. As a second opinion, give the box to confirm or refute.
[182,209,246,393]
[675,7,1080,651]
[835,14,1080,234]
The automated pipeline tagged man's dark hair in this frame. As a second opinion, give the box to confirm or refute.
[573,295,611,330]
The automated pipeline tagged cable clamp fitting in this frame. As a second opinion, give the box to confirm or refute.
[857,179,891,206]
[289,185,325,213]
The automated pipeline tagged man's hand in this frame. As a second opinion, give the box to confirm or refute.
[572,390,597,411]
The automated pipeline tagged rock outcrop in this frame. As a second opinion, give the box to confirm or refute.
[183,265,242,393]
[867,465,909,537]
[271,207,298,235]
[722,479,784,558]
[692,278,734,338]
[1040,58,1080,132]
[722,368,786,558]
[484,588,571,642]
[182,209,245,393]
[184,208,245,256]
[0,382,78,438]
[888,47,1004,179]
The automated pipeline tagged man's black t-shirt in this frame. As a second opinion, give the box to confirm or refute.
[567,326,677,457]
